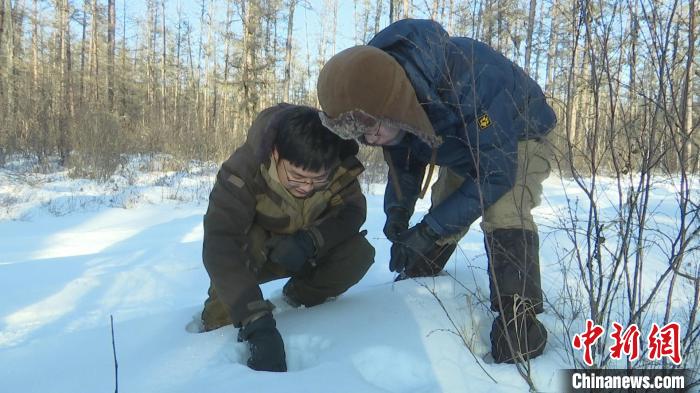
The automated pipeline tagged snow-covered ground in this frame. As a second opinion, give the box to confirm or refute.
[0,157,697,392]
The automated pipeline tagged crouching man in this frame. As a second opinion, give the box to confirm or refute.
[200,104,375,372]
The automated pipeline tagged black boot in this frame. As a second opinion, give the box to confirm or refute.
[490,295,547,363]
[485,229,546,363]
[237,313,287,372]
[485,229,543,313]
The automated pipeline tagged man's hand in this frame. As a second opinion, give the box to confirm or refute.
[383,207,411,242]
[268,231,316,272]
[389,223,440,273]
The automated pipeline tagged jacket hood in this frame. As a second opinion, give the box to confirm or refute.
[317,46,440,147]
[368,19,557,138]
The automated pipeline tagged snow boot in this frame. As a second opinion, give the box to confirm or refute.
[237,313,287,372]
[485,229,543,313]
[490,295,547,363]
[485,228,546,363]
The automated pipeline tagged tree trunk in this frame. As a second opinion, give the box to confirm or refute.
[681,0,696,172]
[361,0,370,44]
[524,0,537,74]
[108,0,115,110]
[240,0,261,130]
[545,0,559,93]
[0,0,13,106]
[120,0,127,114]
[31,0,38,96]
[221,0,233,135]
[374,0,382,35]
[531,0,546,82]
[80,0,87,101]
[146,0,155,105]
[175,1,183,126]
[56,0,70,164]
[161,0,166,126]
[283,0,296,102]
[195,0,204,133]
[331,0,338,53]
[90,0,99,102]
[206,0,216,132]
[628,0,638,117]
[0,0,14,161]
[484,0,493,47]
[565,0,583,166]
[496,0,504,51]
[66,2,74,118]
[447,0,454,31]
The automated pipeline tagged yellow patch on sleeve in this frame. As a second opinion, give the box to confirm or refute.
[478,113,492,130]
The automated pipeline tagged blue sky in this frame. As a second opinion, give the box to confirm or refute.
[120,0,368,55]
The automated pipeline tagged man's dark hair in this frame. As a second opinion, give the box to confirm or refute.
[275,107,343,171]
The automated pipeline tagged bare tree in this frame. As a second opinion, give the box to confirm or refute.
[0,0,14,164]
[79,0,87,100]
[524,0,537,74]
[89,0,99,102]
[283,0,297,102]
[239,0,262,130]
[107,0,115,109]
[546,0,560,92]
[549,0,700,381]
[680,0,696,173]
[55,0,69,164]
[374,0,383,35]
[160,0,166,125]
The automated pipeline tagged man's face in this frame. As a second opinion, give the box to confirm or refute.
[361,119,405,146]
[319,110,406,146]
[273,149,331,198]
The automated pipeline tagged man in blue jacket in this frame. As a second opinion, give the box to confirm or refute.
[317,19,556,363]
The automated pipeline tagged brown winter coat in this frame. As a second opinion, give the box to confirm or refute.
[202,104,367,326]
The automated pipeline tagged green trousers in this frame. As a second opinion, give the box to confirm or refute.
[202,228,374,331]
[430,138,553,243]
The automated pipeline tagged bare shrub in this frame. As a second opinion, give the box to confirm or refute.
[67,111,125,181]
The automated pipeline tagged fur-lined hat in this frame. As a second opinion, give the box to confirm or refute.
[317,45,441,148]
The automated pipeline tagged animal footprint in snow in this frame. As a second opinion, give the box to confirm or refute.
[284,334,333,371]
[352,346,433,393]
[184,314,204,333]
[223,337,248,365]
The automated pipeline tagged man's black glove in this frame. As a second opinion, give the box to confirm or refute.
[237,313,287,372]
[268,230,316,273]
[389,223,440,273]
[383,207,411,242]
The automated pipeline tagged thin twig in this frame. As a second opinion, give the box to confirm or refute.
[420,281,499,384]
[111,315,119,393]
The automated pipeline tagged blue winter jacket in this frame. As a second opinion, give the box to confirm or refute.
[368,19,557,237]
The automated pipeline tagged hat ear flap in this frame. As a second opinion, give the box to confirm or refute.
[319,111,365,140]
